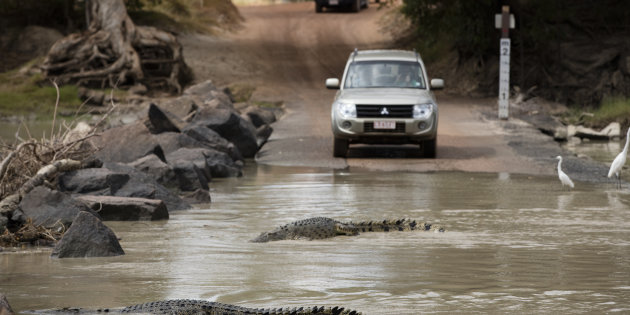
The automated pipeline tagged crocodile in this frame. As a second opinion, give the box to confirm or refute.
[250,217,444,243]
[26,299,361,315]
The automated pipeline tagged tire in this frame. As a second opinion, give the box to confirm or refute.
[363,0,369,9]
[352,0,360,12]
[315,3,323,13]
[333,138,349,158]
[422,138,437,158]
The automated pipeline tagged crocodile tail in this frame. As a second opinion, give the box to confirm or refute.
[350,218,433,233]
[254,306,362,314]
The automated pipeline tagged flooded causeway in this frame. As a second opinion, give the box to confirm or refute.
[2,164,630,313]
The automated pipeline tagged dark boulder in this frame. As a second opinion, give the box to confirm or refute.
[256,124,273,148]
[192,108,258,158]
[51,211,124,258]
[103,162,191,211]
[127,154,176,188]
[166,147,242,180]
[19,186,96,228]
[154,131,207,155]
[242,105,277,127]
[184,80,233,106]
[58,163,190,211]
[156,95,199,121]
[182,123,243,161]
[143,103,181,134]
[58,168,130,195]
[76,195,169,221]
[168,158,210,192]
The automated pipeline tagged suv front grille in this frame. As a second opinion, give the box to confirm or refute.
[356,105,413,118]
[364,122,406,133]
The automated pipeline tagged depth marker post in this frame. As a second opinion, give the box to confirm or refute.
[495,6,514,119]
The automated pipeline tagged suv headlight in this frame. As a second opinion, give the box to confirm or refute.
[413,103,434,119]
[335,101,357,119]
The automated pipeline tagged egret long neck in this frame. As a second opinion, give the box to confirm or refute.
[624,129,630,154]
[557,159,562,173]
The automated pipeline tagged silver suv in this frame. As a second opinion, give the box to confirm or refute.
[326,49,444,158]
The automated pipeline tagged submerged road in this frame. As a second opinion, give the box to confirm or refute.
[181,1,578,177]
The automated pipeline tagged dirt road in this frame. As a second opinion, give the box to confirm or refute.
[180,2,566,176]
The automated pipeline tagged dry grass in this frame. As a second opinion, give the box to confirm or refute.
[0,84,114,200]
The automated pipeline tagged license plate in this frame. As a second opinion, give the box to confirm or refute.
[329,0,338,4]
[373,121,396,129]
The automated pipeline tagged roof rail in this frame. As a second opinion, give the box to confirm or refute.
[413,48,419,62]
[352,48,358,62]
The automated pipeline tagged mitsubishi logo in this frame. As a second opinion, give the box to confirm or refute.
[380,107,389,116]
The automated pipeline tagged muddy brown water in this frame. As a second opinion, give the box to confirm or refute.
[2,163,630,314]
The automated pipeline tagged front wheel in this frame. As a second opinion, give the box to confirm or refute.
[333,138,349,157]
[422,138,437,158]
[315,2,323,13]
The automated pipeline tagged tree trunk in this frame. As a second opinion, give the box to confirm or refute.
[43,0,191,94]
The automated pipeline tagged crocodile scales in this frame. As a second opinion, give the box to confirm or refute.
[250,217,443,242]
[27,299,361,315]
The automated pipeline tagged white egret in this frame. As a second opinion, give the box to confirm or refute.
[555,156,574,190]
[608,127,630,189]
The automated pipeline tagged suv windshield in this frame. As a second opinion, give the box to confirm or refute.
[343,61,426,89]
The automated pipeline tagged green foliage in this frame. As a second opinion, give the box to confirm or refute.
[0,0,85,30]
[228,84,256,103]
[562,97,630,128]
[400,0,499,59]
[400,0,630,62]
[0,70,82,119]
[591,97,630,125]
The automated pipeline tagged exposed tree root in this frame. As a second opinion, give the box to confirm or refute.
[42,0,191,94]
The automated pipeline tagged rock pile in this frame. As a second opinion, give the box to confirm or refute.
[0,80,280,257]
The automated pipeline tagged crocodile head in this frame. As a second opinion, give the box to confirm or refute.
[250,230,285,243]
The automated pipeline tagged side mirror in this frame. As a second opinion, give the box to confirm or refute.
[430,78,444,90]
[326,78,340,89]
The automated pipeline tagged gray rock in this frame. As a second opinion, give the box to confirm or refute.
[166,147,241,180]
[183,80,220,98]
[242,105,277,127]
[103,162,191,211]
[184,80,233,107]
[569,122,621,140]
[51,211,124,258]
[93,122,166,163]
[58,168,130,195]
[19,186,95,228]
[127,154,176,188]
[156,95,199,121]
[182,123,243,161]
[154,131,207,155]
[76,195,169,221]
[169,160,210,192]
[192,108,258,158]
